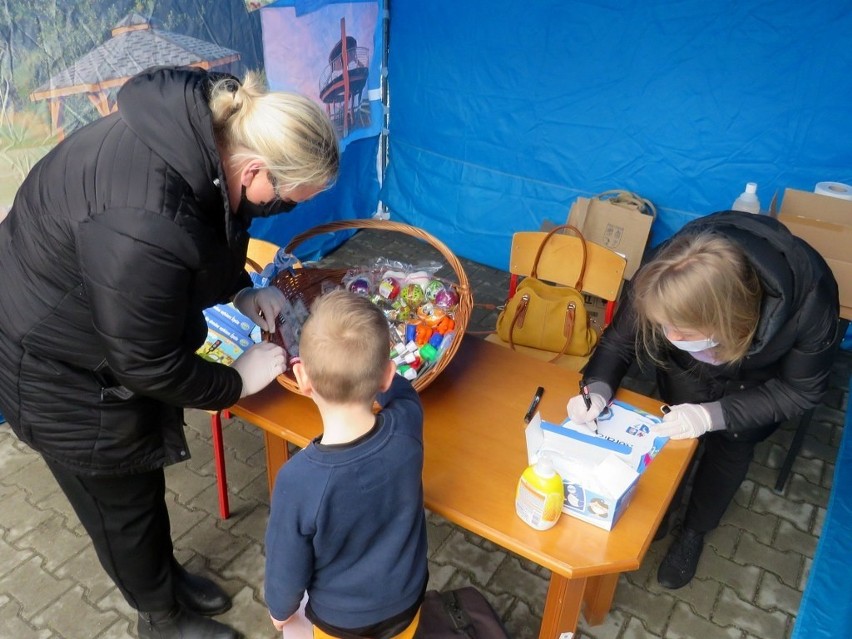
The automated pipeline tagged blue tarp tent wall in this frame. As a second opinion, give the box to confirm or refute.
[372,1,852,271]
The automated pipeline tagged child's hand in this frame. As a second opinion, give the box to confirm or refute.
[270,613,286,631]
[271,605,314,638]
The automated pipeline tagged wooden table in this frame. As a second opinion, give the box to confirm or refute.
[231,336,696,638]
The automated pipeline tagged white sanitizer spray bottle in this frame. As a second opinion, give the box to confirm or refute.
[732,182,761,214]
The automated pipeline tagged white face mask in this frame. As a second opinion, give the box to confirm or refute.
[667,336,719,352]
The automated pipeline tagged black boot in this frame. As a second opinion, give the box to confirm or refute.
[137,607,240,639]
[173,562,232,616]
[657,527,704,589]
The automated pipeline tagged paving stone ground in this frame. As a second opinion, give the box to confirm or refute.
[0,228,849,638]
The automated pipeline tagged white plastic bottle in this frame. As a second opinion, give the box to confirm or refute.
[732,182,761,214]
[515,455,564,530]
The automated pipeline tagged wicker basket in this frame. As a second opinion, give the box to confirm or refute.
[270,219,472,395]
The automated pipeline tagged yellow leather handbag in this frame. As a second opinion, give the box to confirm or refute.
[496,225,598,358]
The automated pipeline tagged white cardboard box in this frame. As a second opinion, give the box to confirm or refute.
[524,401,668,530]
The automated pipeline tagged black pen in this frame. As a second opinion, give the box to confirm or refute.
[524,386,545,424]
[579,379,598,433]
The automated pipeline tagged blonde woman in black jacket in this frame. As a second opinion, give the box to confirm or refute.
[567,211,840,590]
[0,66,338,638]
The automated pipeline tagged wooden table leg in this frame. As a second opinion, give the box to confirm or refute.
[263,431,290,495]
[582,572,619,626]
[538,574,586,639]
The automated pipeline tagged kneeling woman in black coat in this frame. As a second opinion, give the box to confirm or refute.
[567,211,840,589]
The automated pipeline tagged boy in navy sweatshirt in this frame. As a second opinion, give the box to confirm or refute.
[265,290,427,638]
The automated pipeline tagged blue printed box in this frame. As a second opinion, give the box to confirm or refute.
[198,306,258,366]
[524,401,667,530]
[203,304,256,337]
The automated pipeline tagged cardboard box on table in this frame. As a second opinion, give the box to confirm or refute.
[772,188,852,310]
[524,401,667,530]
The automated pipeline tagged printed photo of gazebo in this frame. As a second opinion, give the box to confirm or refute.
[29,13,241,141]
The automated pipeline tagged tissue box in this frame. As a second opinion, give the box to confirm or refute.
[524,401,667,530]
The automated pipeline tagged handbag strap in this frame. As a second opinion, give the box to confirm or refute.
[529,224,588,291]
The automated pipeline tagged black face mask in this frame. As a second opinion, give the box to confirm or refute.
[237,185,297,219]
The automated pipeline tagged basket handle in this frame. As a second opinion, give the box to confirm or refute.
[284,219,471,296]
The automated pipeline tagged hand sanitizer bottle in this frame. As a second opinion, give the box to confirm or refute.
[515,455,564,530]
[732,182,761,214]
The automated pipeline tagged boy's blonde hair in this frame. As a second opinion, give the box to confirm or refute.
[208,71,339,191]
[299,290,391,404]
[631,233,761,365]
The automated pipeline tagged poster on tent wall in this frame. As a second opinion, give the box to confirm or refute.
[0,0,263,219]
[258,0,383,151]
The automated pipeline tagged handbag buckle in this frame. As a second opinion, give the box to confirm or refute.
[564,301,576,338]
[516,294,530,328]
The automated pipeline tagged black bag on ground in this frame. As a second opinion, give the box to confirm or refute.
[414,587,512,638]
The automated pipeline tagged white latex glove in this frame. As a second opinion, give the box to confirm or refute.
[566,392,607,425]
[231,342,287,398]
[653,403,712,440]
[233,286,286,332]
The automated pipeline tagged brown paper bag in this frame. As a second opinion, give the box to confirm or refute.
[566,190,656,279]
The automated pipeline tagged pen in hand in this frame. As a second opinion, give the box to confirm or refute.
[579,379,598,434]
[524,386,545,424]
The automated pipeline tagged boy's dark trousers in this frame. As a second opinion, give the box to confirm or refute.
[44,458,176,612]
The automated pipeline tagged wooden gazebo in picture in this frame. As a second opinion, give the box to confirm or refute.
[29,13,240,140]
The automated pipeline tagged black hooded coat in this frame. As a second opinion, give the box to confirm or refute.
[583,211,840,442]
[0,66,253,475]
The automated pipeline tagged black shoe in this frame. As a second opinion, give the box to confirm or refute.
[173,563,232,616]
[138,607,241,639]
[657,527,704,589]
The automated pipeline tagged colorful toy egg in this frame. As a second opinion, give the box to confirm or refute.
[348,276,372,296]
[378,276,401,300]
[424,279,446,301]
[401,283,426,308]
[433,287,459,310]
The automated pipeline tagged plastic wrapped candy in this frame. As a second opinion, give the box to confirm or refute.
[401,283,426,308]
[378,276,401,300]
[433,287,459,310]
[406,270,431,290]
[424,279,446,302]
[417,302,447,327]
[348,276,373,296]
[392,298,417,323]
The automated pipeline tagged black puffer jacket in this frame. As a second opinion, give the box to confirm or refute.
[0,67,253,474]
[584,211,840,442]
